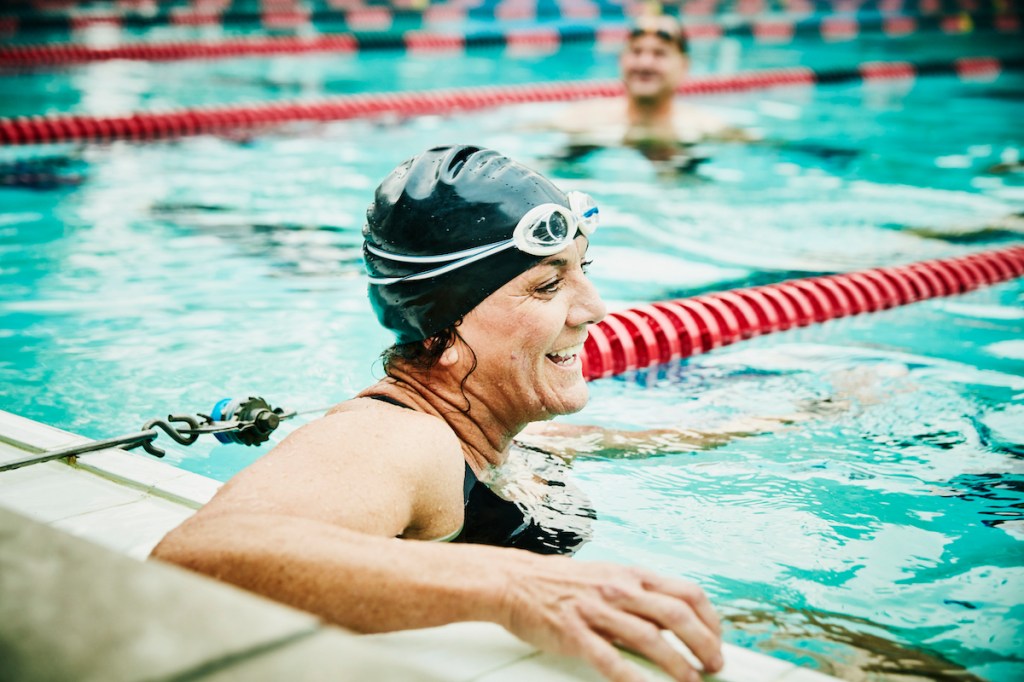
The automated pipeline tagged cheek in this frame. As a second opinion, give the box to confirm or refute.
[515,317,558,356]
[622,54,644,72]
[502,321,561,375]
[470,311,543,363]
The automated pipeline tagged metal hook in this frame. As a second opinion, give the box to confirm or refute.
[141,438,166,458]
[139,415,204,457]
[141,414,202,447]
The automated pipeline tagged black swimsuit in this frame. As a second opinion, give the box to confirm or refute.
[367,395,594,556]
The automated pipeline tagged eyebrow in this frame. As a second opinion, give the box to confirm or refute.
[538,238,590,269]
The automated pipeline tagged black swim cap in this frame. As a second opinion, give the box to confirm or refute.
[364,145,570,344]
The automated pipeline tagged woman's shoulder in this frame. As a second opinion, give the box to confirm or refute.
[315,396,462,458]
[201,396,465,538]
[311,398,468,537]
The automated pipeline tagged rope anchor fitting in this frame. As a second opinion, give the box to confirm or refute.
[0,396,294,472]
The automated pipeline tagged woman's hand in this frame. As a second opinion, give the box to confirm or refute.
[496,552,723,682]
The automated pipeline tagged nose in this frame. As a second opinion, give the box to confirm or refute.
[631,49,658,70]
[567,272,607,329]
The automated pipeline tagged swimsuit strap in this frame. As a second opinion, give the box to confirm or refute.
[365,393,472,507]
[364,394,413,410]
[363,392,588,554]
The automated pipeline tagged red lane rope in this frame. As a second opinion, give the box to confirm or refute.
[0,34,359,65]
[580,246,1024,381]
[2,57,1019,146]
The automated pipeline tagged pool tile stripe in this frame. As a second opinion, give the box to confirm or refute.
[1,8,1020,66]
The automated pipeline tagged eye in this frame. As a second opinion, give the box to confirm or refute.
[535,277,563,295]
[581,259,593,274]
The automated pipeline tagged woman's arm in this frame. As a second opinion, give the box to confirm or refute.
[150,410,725,682]
[153,511,723,682]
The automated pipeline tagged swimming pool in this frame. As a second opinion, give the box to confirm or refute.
[1,25,1022,681]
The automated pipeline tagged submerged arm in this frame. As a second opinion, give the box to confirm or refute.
[517,418,786,460]
[518,398,851,460]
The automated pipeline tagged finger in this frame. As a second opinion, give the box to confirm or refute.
[620,590,723,674]
[639,573,723,638]
[568,622,650,682]
[594,581,721,673]
[578,600,700,682]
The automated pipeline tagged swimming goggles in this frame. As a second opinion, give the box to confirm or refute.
[628,27,687,52]
[366,191,599,285]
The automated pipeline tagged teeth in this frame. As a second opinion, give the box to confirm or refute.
[547,343,585,360]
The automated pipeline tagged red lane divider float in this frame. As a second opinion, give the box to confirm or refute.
[2,57,1021,146]
[0,34,359,65]
[580,247,1024,381]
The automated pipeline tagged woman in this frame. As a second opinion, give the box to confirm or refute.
[151,145,724,682]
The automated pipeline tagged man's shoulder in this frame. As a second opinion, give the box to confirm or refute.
[557,98,628,135]
[673,102,727,131]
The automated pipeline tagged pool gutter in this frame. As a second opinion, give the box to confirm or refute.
[0,408,840,682]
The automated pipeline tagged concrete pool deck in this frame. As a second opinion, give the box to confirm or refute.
[0,408,841,682]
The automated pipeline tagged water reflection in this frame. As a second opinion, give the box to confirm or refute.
[725,606,988,682]
[0,152,87,190]
[150,202,365,279]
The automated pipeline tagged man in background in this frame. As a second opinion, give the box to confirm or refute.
[554,15,752,169]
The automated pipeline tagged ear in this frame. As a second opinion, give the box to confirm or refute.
[439,344,460,367]
[678,54,691,78]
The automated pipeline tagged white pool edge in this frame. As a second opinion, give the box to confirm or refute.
[0,408,842,682]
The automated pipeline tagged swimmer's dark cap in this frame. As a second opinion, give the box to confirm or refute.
[364,145,569,344]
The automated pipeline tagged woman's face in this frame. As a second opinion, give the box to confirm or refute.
[457,235,606,423]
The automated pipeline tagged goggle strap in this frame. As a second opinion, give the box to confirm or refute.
[367,240,515,285]
[366,240,507,264]
[365,193,599,285]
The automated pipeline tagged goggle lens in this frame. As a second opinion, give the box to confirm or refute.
[533,211,571,246]
[513,194,598,256]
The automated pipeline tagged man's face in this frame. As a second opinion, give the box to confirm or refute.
[620,21,689,103]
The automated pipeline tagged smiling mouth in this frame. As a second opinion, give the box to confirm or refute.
[546,342,585,367]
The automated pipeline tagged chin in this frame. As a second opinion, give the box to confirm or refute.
[545,382,591,418]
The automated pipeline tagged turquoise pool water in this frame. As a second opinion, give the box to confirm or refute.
[1,32,1022,681]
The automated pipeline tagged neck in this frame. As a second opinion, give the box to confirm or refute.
[626,93,676,132]
[358,369,532,477]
